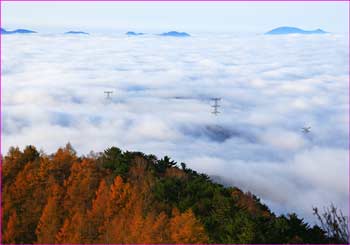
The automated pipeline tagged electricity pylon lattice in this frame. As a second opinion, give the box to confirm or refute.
[211,98,221,115]
[104,91,113,100]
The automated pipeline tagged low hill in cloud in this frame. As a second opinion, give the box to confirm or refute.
[1,28,37,34]
[2,144,344,244]
[64,31,89,35]
[160,31,190,37]
[265,26,327,35]
[126,31,145,36]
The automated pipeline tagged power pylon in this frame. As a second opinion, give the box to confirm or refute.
[104,91,113,100]
[211,98,221,115]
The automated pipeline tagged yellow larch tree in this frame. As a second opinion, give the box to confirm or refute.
[170,208,209,244]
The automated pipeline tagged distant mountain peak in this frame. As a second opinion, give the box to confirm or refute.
[65,31,89,35]
[160,31,190,37]
[126,31,144,36]
[265,26,327,35]
[1,28,37,35]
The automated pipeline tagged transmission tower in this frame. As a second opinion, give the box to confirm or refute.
[211,98,221,115]
[104,91,113,100]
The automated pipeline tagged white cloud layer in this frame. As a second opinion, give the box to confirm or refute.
[2,33,349,222]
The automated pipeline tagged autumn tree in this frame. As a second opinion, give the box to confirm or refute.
[86,179,110,242]
[3,211,18,243]
[170,208,208,243]
[55,218,71,243]
[55,211,88,243]
[4,159,45,243]
[2,145,39,185]
[108,176,131,215]
[144,211,171,243]
[100,176,131,243]
[48,143,77,184]
[35,183,64,243]
[63,158,100,216]
[2,147,23,185]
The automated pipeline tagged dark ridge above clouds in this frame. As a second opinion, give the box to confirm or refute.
[265,26,327,35]
[65,31,89,35]
[1,27,330,36]
[0,28,191,37]
[126,31,145,36]
[159,31,191,37]
[1,28,37,34]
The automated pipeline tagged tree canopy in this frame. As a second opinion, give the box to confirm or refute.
[2,144,345,244]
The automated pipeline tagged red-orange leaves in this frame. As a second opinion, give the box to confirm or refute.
[170,208,209,244]
[35,184,64,243]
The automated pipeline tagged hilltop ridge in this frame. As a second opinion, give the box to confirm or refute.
[265,26,327,35]
[2,144,346,243]
[1,28,36,34]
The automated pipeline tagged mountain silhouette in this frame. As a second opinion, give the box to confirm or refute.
[265,26,327,35]
[1,28,37,34]
[160,31,190,37]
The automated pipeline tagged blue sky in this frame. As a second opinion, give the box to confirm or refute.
[1,2,348,33]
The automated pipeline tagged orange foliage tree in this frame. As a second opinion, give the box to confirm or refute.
[3,210,18,243]
[86,179,110,242]
[35,183,64,243]
[170,208,209,244]
[2,145,213,244]
[55,211,88,243]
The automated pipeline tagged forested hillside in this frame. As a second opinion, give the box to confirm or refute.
[1,144,344,243]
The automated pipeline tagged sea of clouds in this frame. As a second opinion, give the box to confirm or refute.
[2,32,349,222]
